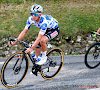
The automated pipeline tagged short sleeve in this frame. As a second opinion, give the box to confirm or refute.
[25,17,31,30]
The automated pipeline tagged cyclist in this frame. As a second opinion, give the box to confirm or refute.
[9,4,60,65]
[91,28,100,38]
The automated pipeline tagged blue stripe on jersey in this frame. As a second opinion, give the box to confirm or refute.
[45,15,52,20]
[28,25,31,29]
[41,23,47,30]
[31,17,33,21]
[39,17,44,23]
[50,22,52,25]
[38,24,40,28]
[26,18,30,24]
[54,25,58,28]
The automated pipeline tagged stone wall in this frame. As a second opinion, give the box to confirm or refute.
[0,34,99,57]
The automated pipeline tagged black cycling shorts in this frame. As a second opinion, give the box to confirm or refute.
[45,27,60,41]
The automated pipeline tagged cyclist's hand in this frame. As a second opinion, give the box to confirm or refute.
[25,48,33,53]
[8,41,13,46]
[8,41,17,46]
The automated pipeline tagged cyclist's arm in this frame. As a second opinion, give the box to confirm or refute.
[12,28,28,46]
[97,27,100,33]
[17,28,28,40]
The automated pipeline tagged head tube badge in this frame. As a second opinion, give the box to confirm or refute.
[18,56,21,59]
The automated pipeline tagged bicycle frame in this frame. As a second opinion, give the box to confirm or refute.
[9,37,64,75]
[27,53,35,64]
[1,37,64,88]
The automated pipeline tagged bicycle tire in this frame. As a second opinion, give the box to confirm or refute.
[1,52,29,88]
[85,42,100,69]
[41,48,64,79]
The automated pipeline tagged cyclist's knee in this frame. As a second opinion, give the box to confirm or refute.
[40,36,49,45]
[40,39,47,45]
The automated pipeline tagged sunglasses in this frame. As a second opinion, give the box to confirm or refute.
[31,13,39,16]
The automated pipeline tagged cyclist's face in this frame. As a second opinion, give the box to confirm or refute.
[31,12,41,21]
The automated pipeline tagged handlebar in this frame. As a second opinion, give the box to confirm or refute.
[91,32,100,36]
[9,37,30,48]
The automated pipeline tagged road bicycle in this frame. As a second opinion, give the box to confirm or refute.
[85,32,100,69]
[1,37,64,88]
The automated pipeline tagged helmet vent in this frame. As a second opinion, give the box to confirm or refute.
[31,4,43,13]
[33,6,36,10]
[37,7,39,9]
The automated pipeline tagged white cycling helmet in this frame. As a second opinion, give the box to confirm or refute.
[31,4,43,13]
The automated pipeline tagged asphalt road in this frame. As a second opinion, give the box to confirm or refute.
[0,55,100,90]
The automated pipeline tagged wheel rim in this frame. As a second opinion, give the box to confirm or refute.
[1,52,29,88]
[85,43,100,69]
[41,48,64,79]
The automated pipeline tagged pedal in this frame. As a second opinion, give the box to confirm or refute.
[32,70,38,76]
[31,66,38,76]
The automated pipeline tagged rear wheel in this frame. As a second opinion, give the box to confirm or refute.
[1,52,29,88]
[85,42,100,69]
[41,48,64,79]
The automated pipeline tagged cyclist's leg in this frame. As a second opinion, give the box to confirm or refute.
[35,27,60,65]
[35,37,48,59]
[36,27,60,55]
[40,27,60,56]
[40,36,49,53]
[35,36,48,65]
[35,43,41,58]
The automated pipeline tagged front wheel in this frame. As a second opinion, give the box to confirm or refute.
[41,48,64,79]
[1,52,29,88]
[85,42,100,69]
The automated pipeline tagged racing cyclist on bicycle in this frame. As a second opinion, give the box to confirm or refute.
[10,4,60,65]
[91,28,100,38]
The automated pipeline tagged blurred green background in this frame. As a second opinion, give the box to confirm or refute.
[0,0,100,42]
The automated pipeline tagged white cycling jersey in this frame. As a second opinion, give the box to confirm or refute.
[25,15,58,35]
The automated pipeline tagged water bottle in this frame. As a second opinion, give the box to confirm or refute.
[32,54,36,59]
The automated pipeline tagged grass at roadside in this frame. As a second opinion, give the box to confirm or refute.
[0,0,100,42]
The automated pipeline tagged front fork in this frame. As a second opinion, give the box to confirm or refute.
[13,54,25,75]
[13,49,27,75]
[93,45,100,59]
